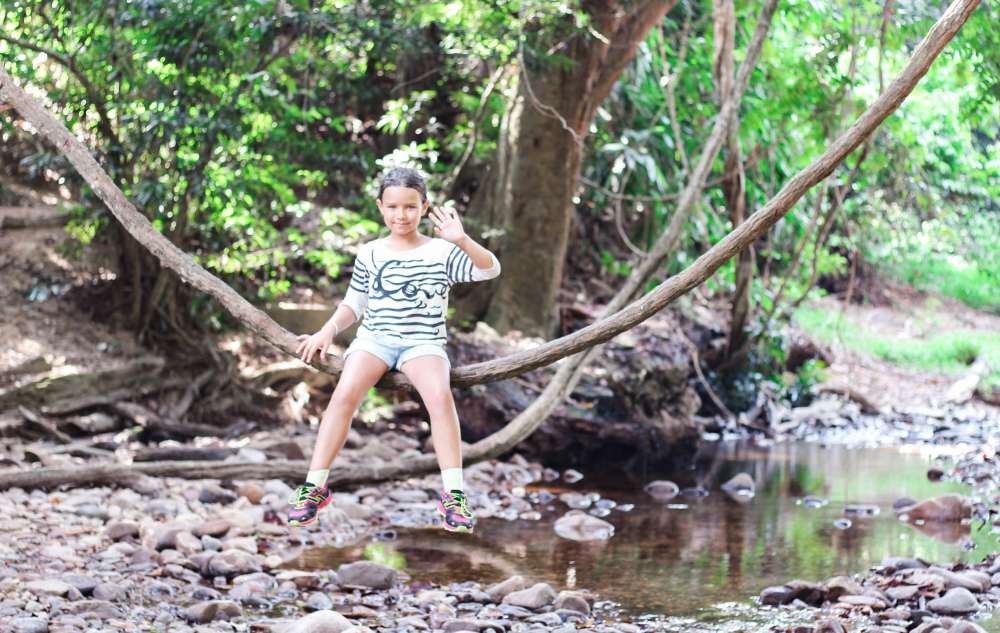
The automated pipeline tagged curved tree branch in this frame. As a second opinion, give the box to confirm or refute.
[0,0,980,396]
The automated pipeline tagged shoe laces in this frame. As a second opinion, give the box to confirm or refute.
[293,484,325,507]
[443,490,468,512]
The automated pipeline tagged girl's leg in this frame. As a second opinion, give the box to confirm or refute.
[400,354,475,532]
[398,355,461,471]
[308,351,390,473]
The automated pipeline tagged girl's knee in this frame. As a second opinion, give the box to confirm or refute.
[423,390,456,416]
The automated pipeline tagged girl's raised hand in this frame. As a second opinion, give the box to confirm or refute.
[429,206,467,244]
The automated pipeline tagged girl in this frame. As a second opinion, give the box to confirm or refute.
[288,167,500,533]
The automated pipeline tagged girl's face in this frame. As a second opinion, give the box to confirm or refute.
[377,186,428,238]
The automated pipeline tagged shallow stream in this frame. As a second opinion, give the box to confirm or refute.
[295,441,996,628]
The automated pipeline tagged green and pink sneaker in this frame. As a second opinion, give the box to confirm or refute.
[437,489,475,533]
[287,483,332,527]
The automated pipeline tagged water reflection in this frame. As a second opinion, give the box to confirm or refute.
[294,441,987,617]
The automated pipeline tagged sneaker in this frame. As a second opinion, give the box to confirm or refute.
[287,483,332,527]
[437,489,475,533]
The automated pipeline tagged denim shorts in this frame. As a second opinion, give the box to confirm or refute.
[344,336,450,371]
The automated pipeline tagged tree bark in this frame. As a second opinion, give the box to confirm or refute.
[464,0,680,338]
[713,0,752,358]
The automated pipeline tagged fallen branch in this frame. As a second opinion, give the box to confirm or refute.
[17,407,73,444]
[133,446,238,462]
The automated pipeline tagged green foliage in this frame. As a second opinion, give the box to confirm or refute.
[795,305,1000,384]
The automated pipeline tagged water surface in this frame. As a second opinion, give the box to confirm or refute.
[295,441,995,625]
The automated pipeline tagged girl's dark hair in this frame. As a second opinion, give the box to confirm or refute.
[378,167,428,202]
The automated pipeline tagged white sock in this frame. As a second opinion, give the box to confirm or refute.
[306,469,329,488]
[441,467,463,492]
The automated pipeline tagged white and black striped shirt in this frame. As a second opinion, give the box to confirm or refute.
[342,238,500,346]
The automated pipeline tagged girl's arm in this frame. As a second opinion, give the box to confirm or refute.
[318,303,359,338]
[431,206,501,282]
[454,235,497,270]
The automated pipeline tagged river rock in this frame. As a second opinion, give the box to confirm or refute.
[62,574,97,596]
[281,609,354,633]
[199,484,238,505]
[950,621,987,633]
[487,576,526,601]
[896,494,971,522]
[815,620,847,633]
[760,585,794,606]
[276,570,323,590]
[927,588,979,614]
[839,594,886,609]
[206,549,262,577]
[823,576,863,600]
[882,557,927,571]
[10,617,48,633]
[785,579,823,606]
[306,592,333,611]
[720,473,755,499]
[184,600,241,623]
[442,619,480,632]
[893,496,919,512]
[175,530,203,555]
[25,579,74,597]
[397,616,430,630]
[388,488,430,503]
[336,561,397,589]
[503,583,556,609]
[553,590,590,614]
[92,582,126,601]
[104,521,140,540]
[886,585,919,601]
[193,519,233,538]
[643,480,679,502]
[553,510,614,541]
[927,567,989,592]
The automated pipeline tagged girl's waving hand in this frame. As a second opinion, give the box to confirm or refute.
[429,206,467,244]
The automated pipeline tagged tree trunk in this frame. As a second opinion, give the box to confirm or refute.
[459,1,680,338]
[713,0,752,359]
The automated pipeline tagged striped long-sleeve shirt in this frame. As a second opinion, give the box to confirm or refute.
[341,237,501,346]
